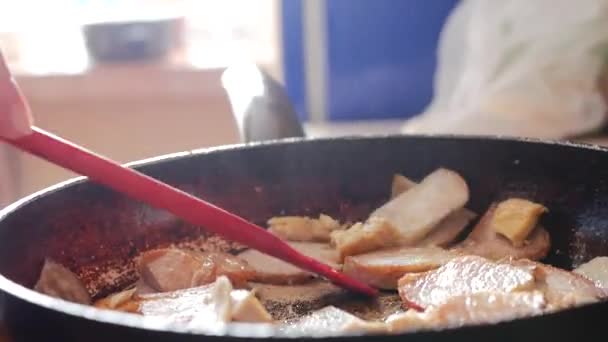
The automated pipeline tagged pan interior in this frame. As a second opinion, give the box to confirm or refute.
[1,136,608,336]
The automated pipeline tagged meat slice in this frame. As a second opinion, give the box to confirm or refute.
[429,291,546,327]
[535,263,604,308]
[34,259,91,304]
[268,214,343,242]
[277,306,387,337]
[498,258,604,308]
[453,204,550,261]
[94,288,139,313]
[237,250,310,285]
[390,173,476,248]
[387,291,546,333]
[390,174,417,199]
[574,256,608,290]
[138,276,234,333]
[331,218,403,261]
[343,246,458,289]
[95,277,273,327]
[371,168,469,245]
[250,281,347,320]
[139,249,201,292]
[230,289,273,322]
[297,242,341,268]
[419,209,477,247]
[197,251,256,287]
[138,248,254,292]
[398,255,536,310]
[384,309,433,333]
[238,242,340,285]
[331,169,470,259]
[133,279,157,295]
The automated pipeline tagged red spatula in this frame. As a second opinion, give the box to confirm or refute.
[0,57,377,297]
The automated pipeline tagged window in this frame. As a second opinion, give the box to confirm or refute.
[0,0,281,76]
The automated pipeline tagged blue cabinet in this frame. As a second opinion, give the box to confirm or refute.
[282,0,459,121]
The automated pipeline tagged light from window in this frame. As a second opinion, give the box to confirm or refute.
[0,0,279,74]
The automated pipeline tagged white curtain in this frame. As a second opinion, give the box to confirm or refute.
[402,0,608,139]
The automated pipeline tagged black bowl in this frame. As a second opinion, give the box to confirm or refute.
[83,17,184,63]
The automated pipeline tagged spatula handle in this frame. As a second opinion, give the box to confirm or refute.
[1,127,377,296]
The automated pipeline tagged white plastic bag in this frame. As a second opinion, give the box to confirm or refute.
[401,0,608,139]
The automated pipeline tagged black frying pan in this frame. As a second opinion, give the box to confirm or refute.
[1,135,608,341]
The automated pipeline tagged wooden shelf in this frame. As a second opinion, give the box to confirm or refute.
[15,63,227,105]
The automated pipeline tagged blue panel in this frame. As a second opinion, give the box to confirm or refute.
[281,0,308,121]
[326,0,459,121]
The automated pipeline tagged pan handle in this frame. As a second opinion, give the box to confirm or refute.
[221,63,305,143]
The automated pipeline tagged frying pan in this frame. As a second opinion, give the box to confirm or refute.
[1,135,608,341]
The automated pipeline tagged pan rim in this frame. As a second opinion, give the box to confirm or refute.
[1,133,608,339]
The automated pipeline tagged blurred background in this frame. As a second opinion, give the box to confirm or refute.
[0,0,606,206]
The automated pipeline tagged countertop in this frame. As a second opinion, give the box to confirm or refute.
[304,120,608,146]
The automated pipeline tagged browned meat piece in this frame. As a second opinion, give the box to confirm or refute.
[419,209,477,247]
[238,251,311,285]
[278,306,387,337]
[491,198,547,246]
[371,168,470,245]
[387,291,546,333]
[197,251,256,287]
[94,288,139,313]
[398,256,536,310]
[331,170,470,260]
[249,281,348,321]
[390,173,477,248]
[34,259,91,304]
[268,214,343,242]
[138,248,254,292]
[574,256,608,290]
[299,242,341,268]
[238,242,340,285]
[134,279,157,295]
[343,246,458,289]
[453,204,550,261]
[331,218,402,261]
[139,249,204,292]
